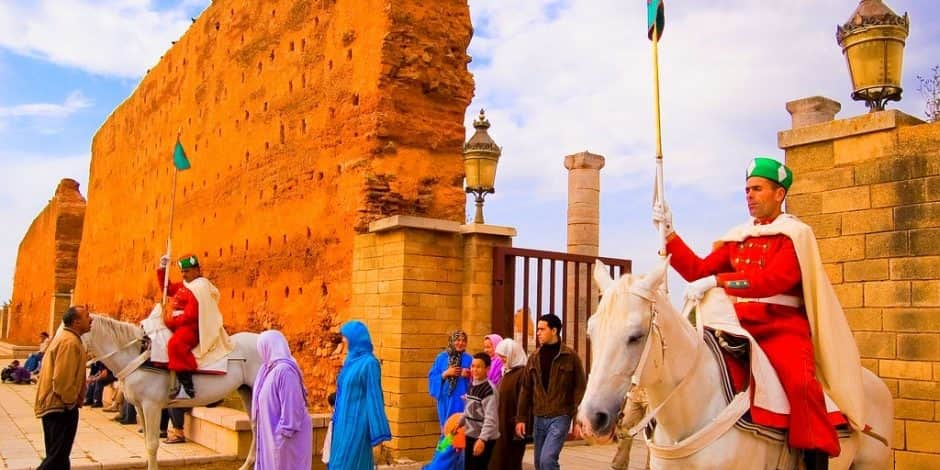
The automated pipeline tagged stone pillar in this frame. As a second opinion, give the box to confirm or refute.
[0,304,8,339]
[460,223,516,350]
[778,102,939,467]
[785,96,842,128]
[564,151,605,355]
[49,292,72,332]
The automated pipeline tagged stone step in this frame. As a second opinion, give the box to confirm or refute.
[0,340,37,359]
[183,406,332,466]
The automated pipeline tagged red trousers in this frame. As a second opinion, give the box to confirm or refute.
[738,304,840,457]
[167,326,198,372]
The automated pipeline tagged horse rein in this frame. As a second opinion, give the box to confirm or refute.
[90,335,150,381]
[625,285,706,437]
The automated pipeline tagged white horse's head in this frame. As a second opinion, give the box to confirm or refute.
[577,257,669,441]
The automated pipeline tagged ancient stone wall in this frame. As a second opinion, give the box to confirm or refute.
[780,102,940,468]
[73,0,474,408]
[8,179,85,344]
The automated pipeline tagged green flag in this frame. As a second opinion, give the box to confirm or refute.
[173,139,191,170]
[647,0,665,41]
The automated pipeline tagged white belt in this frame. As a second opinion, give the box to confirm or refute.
[734,294,803,308]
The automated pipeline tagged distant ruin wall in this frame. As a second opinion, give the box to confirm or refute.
[72,0,474,406]
[9,179,85,344]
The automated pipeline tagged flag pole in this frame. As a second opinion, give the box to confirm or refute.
[652,28,666,256]
[649,3,669,293]
[161,129,182,306]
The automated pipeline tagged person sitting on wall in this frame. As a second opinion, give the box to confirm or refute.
[24,332,51,374]
[157,253,233,399]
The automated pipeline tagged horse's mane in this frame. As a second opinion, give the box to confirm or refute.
[90,313,144,346]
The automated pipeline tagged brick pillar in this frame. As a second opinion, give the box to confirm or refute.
[778,101,939,468]
[350,216,463,459]
[564,151,604,355]
[460,223,516,350]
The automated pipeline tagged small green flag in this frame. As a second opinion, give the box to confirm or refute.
[647,0,665,41]
[173,139,191,170]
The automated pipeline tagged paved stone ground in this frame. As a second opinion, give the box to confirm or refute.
[2,379,646,469]
[0,381,236,470]
[522,438,648,470]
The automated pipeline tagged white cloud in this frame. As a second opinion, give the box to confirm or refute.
[0,0,207,78]
[0,153,89,302]
[466,0,940,296]
[0,91,91,119]
[466,0,936,200]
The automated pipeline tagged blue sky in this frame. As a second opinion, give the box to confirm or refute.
[1,0,939,304]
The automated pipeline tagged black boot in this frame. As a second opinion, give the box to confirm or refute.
[802,450,829,470]
[177,372,196,398]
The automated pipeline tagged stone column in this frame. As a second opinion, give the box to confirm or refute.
[49,292,72,332]
[564,151,605,355]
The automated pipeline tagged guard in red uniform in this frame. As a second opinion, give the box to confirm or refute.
[654,157,836,470]
[157,253,202,398]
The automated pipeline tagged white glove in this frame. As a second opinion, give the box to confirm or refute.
[159,255,171,269]
[652,202,675,237]
[685,275,717,302]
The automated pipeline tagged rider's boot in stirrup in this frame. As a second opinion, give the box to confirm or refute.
[802,450,829,470]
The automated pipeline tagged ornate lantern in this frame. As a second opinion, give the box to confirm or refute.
[463,109,501,224]
[836,0,910,112]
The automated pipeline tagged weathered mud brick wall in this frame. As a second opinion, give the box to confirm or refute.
[8,179,85,343]
[73,0,474,407]
[780,98,940,468]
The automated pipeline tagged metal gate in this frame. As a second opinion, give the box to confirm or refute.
[491,246,631,370]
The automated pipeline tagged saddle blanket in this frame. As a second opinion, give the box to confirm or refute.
[141,304,236,374]
[697,290,847,431]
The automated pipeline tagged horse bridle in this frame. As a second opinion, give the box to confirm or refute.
[621,282,706,437]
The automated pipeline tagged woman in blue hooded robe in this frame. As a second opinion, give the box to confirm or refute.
[427,330,472,429]
[330,320,392,470]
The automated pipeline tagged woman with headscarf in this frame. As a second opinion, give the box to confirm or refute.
[482,334,504,386]
[330,320,392,470]
[488,338,529,470]
[252,330,312,470]
[428,330,473,429]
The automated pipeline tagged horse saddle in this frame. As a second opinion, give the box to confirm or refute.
[703,329,851,443]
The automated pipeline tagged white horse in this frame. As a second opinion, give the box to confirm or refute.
[577,259,893,469]
[85,314,261,470]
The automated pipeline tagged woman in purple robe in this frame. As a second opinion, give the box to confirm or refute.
[251,330,312,470]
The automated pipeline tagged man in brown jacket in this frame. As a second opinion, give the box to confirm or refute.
[515,314,586,470]
[34,305,92,470]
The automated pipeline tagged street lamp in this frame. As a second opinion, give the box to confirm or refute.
[463,109,501,224]
[837,0,910,112]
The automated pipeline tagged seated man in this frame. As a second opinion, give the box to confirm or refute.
[24,332,50,374]
[653,157,864,470]
[84,361,116,407]
[157,253,232,399]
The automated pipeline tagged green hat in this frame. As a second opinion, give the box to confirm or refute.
[178,254,199,270]
[747,157,793,191]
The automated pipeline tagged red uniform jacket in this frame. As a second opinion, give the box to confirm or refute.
[157,268,200,371]
[666,232,842,456]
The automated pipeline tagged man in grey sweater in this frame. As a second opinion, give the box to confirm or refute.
[461,352,500,470]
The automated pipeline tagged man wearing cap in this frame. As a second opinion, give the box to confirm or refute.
[158,253,233,399]
[652,157,864,470]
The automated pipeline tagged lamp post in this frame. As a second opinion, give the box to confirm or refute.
[837,0,910,112]
[463,109,501,224]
